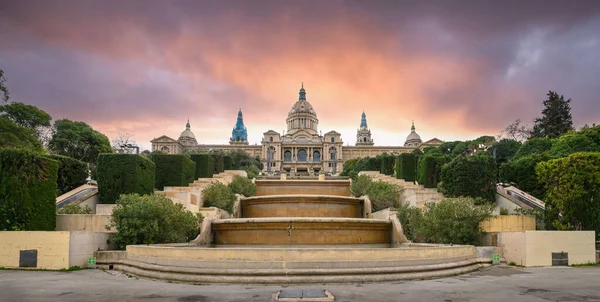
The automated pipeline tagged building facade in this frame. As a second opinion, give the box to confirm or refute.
[151,85,443,173]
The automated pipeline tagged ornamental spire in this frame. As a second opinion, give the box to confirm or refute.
[299,82,306,100]
[360,111,368,128]
[411,120,415,132]
[186,118,190,129]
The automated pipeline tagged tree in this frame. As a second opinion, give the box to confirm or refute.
[0,116,44,152]
[547,132,599,158]
[440,154,497,202]
[107,193,202,250]
[537,152,600,237]
[499,154,549,199]
[531,91,574,139]
[514,137,553,159]
[488,139,521,164]
[48,119,112,164]
[0,69,9,103]
[111,133,137,154]
[500,119,531,142]
[0,102,51,135]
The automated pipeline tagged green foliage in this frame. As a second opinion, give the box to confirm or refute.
[107,194,202,250]
[189,154,212,179]
[395,153,416,181]
[223,156,233,170]
[531,91,574,139]
[514,137,553,158]
[228,175,257,197]
[202,182,236,213]
[499,208,509,215]
[0,116,44,152]
[367,181,402,211]
[489,139,521,164]
[243,165,260,179]
[47,155,88,196]
[0,102,51,134]
[151,154,195,190]
[57,204,92,214]
[378,154,395,175]
[579,124,600,147]
[537,152,600,237]
[341,158,360,179]
[397,198,493,245]
[440,155,497,202]
[0,69,8,102]
[351,174,372,197]
[49,119,112,164]
[547,132,599,158]
[513,207,546,230]
[0,148,58,231]
[417,155,444,188]
[499,154,549,199]
[96,154,155,204]
[211,154,224,174]
[207,156,215,178]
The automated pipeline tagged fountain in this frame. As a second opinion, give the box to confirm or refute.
[96,178,485,283]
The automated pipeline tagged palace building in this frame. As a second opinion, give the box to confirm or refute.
[151,84,443,173]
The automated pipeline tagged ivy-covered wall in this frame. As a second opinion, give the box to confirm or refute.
[47,154,88,196]
[97,154,155,204]
[152,154,196,190]
[0,148,58,231]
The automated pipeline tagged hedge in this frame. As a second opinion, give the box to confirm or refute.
[223,156,233,171]
[379,154,395,175]
[417,155,445,188]
[395,153,416,182]
[440,155,497,202]
[207,156,215,177]
[190,154,212,179]
[97,154,155,204]
[0,148,58,231]
[212,154,224,174]
[152,154,196,190]
[47,154,88,196]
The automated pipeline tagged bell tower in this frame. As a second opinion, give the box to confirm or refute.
[355,111,374,146]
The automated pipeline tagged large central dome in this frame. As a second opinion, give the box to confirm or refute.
[286,84,319,136]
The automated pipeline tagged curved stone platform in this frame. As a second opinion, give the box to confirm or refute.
[212,217,391,245]
[241,195,364,218]
[95,244,485,284]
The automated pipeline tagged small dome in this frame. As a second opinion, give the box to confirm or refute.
[179,128,196,140]
[288,100,317,117]
[406,131,421,142]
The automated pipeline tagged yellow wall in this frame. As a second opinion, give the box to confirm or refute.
[0,231,70,270]
[56,214,115,232]
[480,215,536,233]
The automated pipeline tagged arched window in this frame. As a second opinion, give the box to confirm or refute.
[297,149,307,162]
[313,151,321,162]
[284,150,292,161]
[269,136,273,142]
[161,146,170,153]
[331,137,335,143]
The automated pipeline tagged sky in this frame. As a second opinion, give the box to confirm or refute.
[1,0,600,150]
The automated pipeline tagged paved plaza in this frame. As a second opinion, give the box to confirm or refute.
[1,266,599,301]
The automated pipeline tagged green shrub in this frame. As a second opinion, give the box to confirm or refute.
[228,175,257,197]
[243,165,260,179]
[152,154,196,190]
[202,182,235,213]
[96,154,155,204]
[0,148,58,231]
[212,154,224,174]
[223,156,233,170]
[367,181,402,211]
[514,137,552,159]
[107,193,202,250]
[57,204,92,214]
[547,132,599,158]
[499,154,549,199]
[207,156,214,178]
[378,154,395,175]
[397,198,492,245]
[440,155,497,202]
[499,208,509,215]
[190,154,212,179]
[395,153,416,181]
[351,174,372,197]
[47,154,88,196]
[417,155,444,188]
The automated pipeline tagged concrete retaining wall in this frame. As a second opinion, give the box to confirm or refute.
[480,215,536,233]
[56,214,114,232]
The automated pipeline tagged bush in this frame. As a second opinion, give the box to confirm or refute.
[351,174,372,197]
[152,154,196,190]
[367,181,402,212]
[417,155,445,188]
[223,156,233,170]
[228,175,257,197]
[440,155,497,202]
[547,132,599,158]
[212,154,224,174]
[499,154,548,199]
[202,182,236,213]
[190,154,212,179]
[379,154,395,175]
[395,153,416,181]
[397,198,492,245]
[0,148,58,231]
[243,165,260,179]
[514,138,552,159]
[97,154,155,204]
[107,194,202,250]
[47,154,88,196]
[57,204,92,214]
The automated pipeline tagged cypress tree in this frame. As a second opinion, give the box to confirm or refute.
[531,91,574,139]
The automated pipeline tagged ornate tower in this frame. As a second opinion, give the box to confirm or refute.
[355,111,374,146]
[230,109,249,145]
[404,121,423,147]
[286,83,319,136]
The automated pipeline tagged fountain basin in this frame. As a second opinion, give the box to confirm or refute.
[212,217,391,245]
[255,179,351,196]
[241,195,364,218]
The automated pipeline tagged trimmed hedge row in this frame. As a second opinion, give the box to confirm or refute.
[0,148,58,231]
[212,154,224,174]
[417,155,445,188]
[395,153,416,182]
[152,154,196,190]
[47,154,88,196]
[223,156,233,171]
[190,154,214,179]
[379,154,395,176]
[440,155,497,202]
[97,154,155,204]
